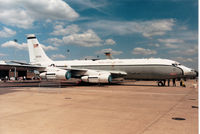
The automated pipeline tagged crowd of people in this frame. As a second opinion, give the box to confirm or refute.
[166,78,186,87]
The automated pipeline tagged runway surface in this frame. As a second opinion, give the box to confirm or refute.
[0,80,198,134]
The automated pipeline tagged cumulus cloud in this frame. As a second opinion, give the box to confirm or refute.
[0,0,79,28]
[0,27,16,38]
[0,53,7,57]
[62,29,103,47]
[46,38,64,46]
[149,43,160,47]
[86,19,175,37]
[48,29,117,47]
[184,46,198,55]
[158,38,184,43]
[51,54,66,60]
[132,47,157,55]
[157,38,184,49]
[104,39,116,45]
[164,43,178,48]
[1,41,27,50]
[96,48,123,55]
[142,31,165,38]
[168,45,198,56]
[82,56,97,60]
[40,44,57,51]
[1,41,57,51]
[51,24,80,36]
[174,57,195,63]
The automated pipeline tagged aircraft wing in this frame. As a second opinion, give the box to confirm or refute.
[68,68,127,78]
[8,60,32,65]
[0,63,45,71]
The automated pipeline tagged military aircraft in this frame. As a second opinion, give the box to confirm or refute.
[25,34,196,86]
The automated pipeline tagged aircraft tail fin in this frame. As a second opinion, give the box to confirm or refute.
[27,34,53,65]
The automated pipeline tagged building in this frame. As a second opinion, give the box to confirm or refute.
[0,65,36,80]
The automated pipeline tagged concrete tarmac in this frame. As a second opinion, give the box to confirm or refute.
[0,80,198,134]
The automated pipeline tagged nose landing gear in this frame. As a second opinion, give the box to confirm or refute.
[158,80,166,86]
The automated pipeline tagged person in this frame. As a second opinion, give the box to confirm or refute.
[172,78,176,87]
[180,79,186,87]
[180,79,183,86]
[168,79,170,86]
[163,79,166,86]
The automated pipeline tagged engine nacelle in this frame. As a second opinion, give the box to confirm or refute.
[81,73,112,83]
[40,70,71,80]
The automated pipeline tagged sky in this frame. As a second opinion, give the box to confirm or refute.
[0,0,198,69]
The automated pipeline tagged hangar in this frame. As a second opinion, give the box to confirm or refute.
[0,64,36,80]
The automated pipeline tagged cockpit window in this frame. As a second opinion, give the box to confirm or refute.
[172,63,181,66]
[172,63,177,67]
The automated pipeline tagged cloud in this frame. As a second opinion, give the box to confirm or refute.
[51,54,66,60]
[149,43,160,47]
[51,24,80,36]
[142,31,165,38]
[40,44,57,51]
[62,29,103,47]
[157,38,184,48]
[96,48,123,55]
[48,29,106,47]
[174,57,195,63]
[86,19,175,37]
[82,56,97,60]
[1,41,27,50]
[184,46,198,55]
[46,38,64,46]
[0,0,79,28]
[0,27,16,38]
[49,23,116,47]
[68,0,108,13]
[1,41,57,51]
[0,9,34,29]
[104,39,116,45]
[0,53,7,57]
[168,45,198,56]
[132,47,157,55]
[158,38,184,43]
[164,43,178,48]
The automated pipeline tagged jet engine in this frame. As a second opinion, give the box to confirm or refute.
[81,73,112,83]
[40,70,71,80]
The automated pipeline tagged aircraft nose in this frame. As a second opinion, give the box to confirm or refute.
[178,65,197,78]
[194,70,198,77]
[184,68,197,78]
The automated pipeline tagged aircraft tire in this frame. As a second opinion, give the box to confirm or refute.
[158,81,164,86]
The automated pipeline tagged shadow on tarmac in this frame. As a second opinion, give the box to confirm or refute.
[0,80,160,88]
[0,88,20,95]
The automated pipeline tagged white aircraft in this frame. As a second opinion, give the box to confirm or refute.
[27,34,197,86]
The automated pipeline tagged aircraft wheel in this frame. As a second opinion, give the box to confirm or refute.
[158,81,164,86]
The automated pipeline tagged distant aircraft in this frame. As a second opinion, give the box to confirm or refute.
[25,34,197,86]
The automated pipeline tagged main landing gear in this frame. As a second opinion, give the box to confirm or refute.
[158,80,166,86]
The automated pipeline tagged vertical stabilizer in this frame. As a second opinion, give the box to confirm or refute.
[27,34,53,65]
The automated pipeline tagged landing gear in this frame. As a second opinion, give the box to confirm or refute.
[158,80,166,86]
